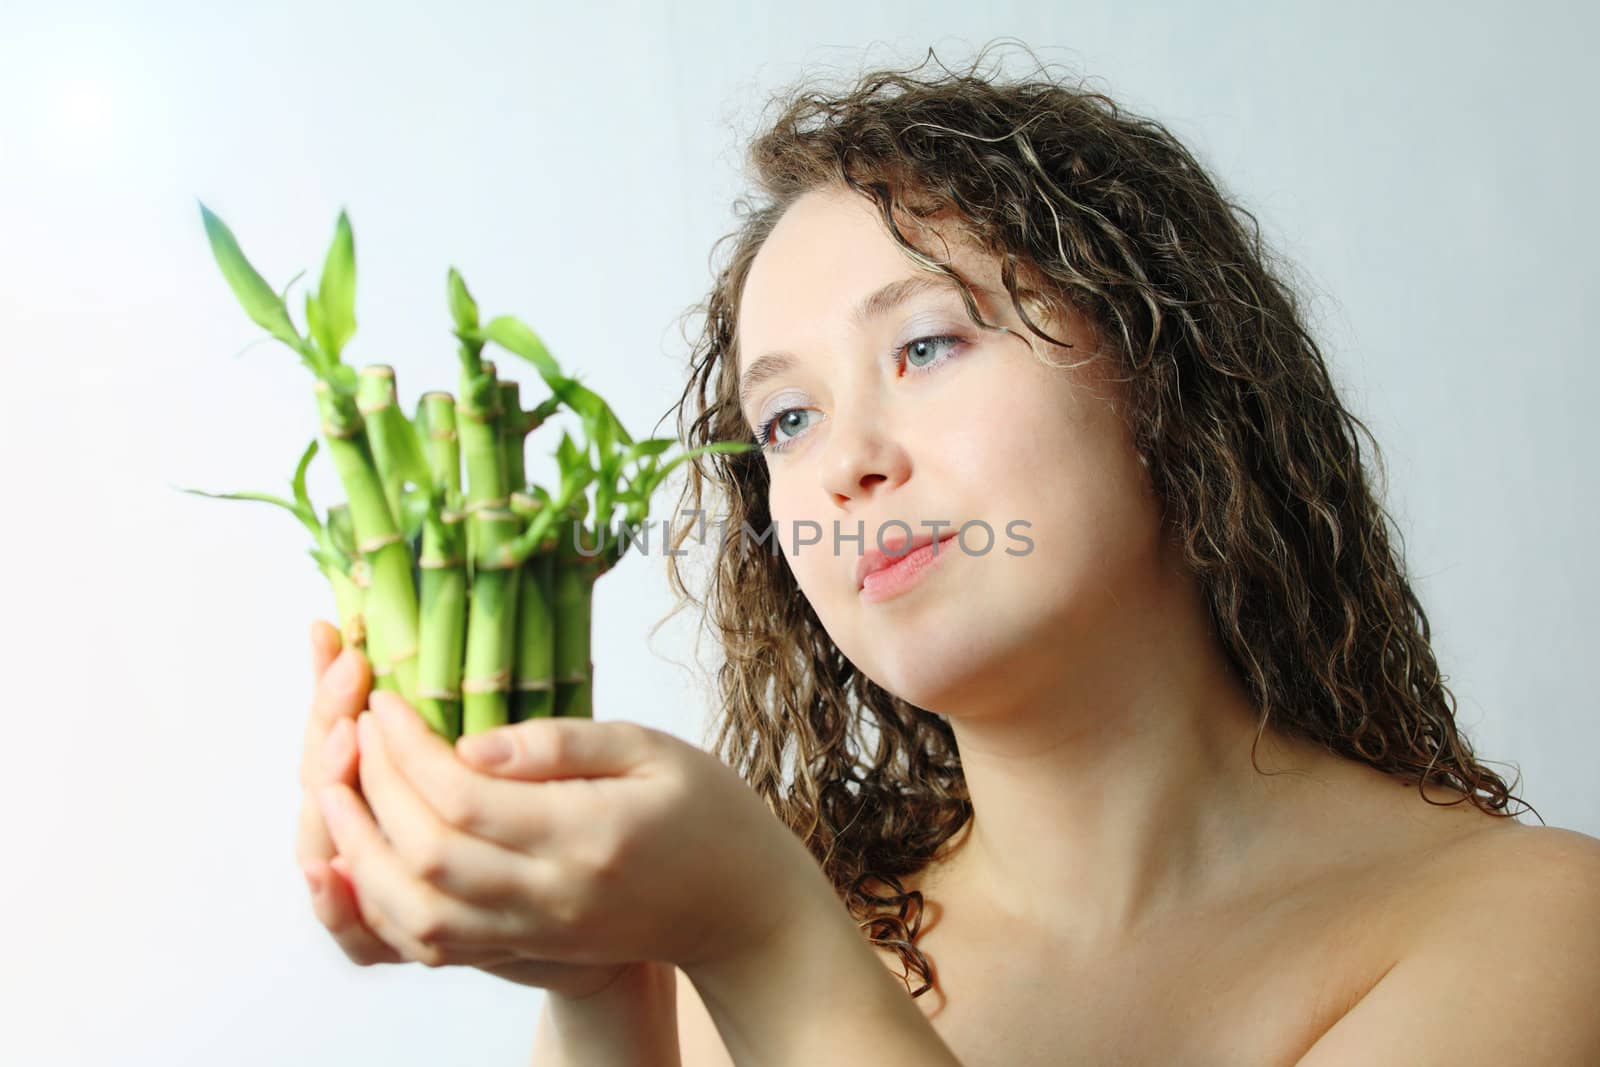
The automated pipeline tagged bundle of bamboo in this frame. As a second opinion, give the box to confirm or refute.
[183,205,751,741]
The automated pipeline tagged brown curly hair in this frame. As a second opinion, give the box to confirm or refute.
[658,39,1536,999]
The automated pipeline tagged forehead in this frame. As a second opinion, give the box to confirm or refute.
[737,188,982,360]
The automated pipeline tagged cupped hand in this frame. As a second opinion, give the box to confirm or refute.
[296,621,641,999]
[317,690,818,978]
[295,620,405,967]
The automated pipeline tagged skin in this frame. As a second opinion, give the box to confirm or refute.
[735,184,1359,945]
[297,620,836,976]
[292,183,1600,1065]
[710,183,1600,1064]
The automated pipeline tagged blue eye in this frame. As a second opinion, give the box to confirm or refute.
[755,333,966,454]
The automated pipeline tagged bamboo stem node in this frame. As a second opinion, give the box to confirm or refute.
[462,668,513,694]
[358,532,405,554]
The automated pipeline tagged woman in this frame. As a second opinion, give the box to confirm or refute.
[296,45,1600,1065]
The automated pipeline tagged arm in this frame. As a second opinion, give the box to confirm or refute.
[683,864,961,1067]
[1296,827,1600,1065]
[530,961,682,1067]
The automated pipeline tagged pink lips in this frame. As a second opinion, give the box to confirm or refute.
[857,533,960,603]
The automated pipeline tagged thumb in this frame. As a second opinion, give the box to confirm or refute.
[456,719,656,781]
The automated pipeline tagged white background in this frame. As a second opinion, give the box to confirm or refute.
[3,2,1595,1064]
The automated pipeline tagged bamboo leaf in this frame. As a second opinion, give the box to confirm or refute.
[480,315,564,382]
[291,439,320,517]
[447,267,480,333]
[317,210,357,358]
[395,415,433,492]
[635,441,755,497]
[198,201,306,352]
[326,505,357,557]
[310,546,353,578]
[399,488,430,542]
[175,484,323,541]
[278,269,307,308]
[478,316,627,447]
[624,437,676,464]
[327,363,359,397]
[305,290,335,360]
[556,430,582,474]
[528,393,562,424]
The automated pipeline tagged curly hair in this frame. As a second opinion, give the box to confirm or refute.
[659,39,1535,999]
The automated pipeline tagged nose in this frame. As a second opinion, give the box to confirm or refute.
[818,405,911,507]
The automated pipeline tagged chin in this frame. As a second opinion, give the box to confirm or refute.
[850,626,1002,714]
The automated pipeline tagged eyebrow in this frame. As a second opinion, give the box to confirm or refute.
[737,274,978,414]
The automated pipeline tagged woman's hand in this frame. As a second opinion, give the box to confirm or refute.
[296,621,641,1000]
[316,689,819,977]
[295,620,405,967]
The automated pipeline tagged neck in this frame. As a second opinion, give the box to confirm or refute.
[926,546,1337,947]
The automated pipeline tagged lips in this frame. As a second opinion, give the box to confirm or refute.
[854,529,960,591]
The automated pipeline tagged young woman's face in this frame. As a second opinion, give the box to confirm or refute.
[735,186,1166,714]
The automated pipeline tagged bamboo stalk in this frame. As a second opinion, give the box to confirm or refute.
[356,366,407,525]
[552,515,601,719]
[324,504,368,652]
[508,493,556,722]
[416,506,466,739]
[462,506,521,734]
[457,347,524,732]
[412,390,466,738]
[499,379,527,495]
[313,379,420,704]
[417,392,462,507]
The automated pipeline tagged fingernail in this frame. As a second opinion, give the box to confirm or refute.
[304,866,324,895]
[460,732,511,766]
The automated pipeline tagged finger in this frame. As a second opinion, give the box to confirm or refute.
[311,648,371,733]
[302,856,406,966]
[355,710,530,903]
[299,688,359,793]
[296,791,336,868]
[310,619,342,680]
[368,692,563,848]
[321,857,526,969]
[295,717,360,862]
[318,782,529,958]
[454,716,658,783]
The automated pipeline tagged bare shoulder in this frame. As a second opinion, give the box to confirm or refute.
[1423,821,1600,915]
[1298,821,1600,1065]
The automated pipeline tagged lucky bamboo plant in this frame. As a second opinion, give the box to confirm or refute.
[182,203,751,741]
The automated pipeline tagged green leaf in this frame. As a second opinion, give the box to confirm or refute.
[278,269,307,308]
[528,393,563,424]
[556,430,582,474]
[635,440,755,497]
[198,201,305,352]
[327,363,359,397]
[317,210,357,359]
[389,412,434,495]
[310,546,354,578]
[175,484,322,541]
[326,505,357,557]
[481,315,563,381]
[624,437,676,464]
[447,267,480,333]
[305,290,333,359]
[398,488,429,542]
[291,439,319,517]
[480,315,638,454]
